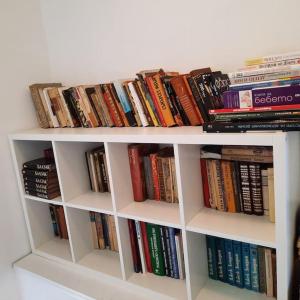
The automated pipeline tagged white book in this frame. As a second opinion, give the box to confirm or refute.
[128,82,149,127]
[42,87,59,127]
[58,87,74,127]
[175,233,185,280]
[135,220,146,273]
[261,169,269,216]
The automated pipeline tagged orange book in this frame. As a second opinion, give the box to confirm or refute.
[221,161,236,213]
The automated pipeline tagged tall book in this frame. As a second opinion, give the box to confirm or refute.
[206,235,217,280]
[200,159,211,208]
[140,222,153,273]
[233,241,243,288]
[249,244,259,292]
[221,161,236,213]
[258,247,266,294]
[224,239,235,285]
[239,163,252,214]
[168,227,179,279]
[265,248,274,297]
[249,164,264,216]
[128,219,141,273]
[261,168,270,216]
[135,220,146,273]
[268,168,275,223]
[242,243,251,290]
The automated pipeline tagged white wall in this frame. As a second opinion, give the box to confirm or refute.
[40,0,300,85]
[0,0,51,299]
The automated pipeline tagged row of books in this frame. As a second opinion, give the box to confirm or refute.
[128,144,178,203]
[128,220,185,279]
[49,204,68,239]
[85,146,110,193]
[204,50,300,132]
[206,236,277,297]
[22,149,61,200]
[89,212,118,252]
[200,146,275,222]
[29,68,230,129]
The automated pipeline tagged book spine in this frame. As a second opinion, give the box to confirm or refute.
[25,190,60,200]
[206,160,216,209]
[159,226,170,277]
[140,221,153,273]
[61,88,82,127]
[206,235,217,280]
[128,146,145,202]
[23,176,58,185]
[221,146,273,157]
[224,239,235,285]
[175,232,185,279]
[233,241,243,288]
[164,226,174,278]
[107,215,115,251]
[169,227,179,279]
[101,214,110,249]
[157,157,166,201]
[23,161,56,171]
[221,154,273,164]
[71,87,90,127]
[58,88,75,127]
[170,157,178,203]
[43,88,60,127]
[135,220,146,273]
[258,247,266,294]
[49,204,59,236]
[56,206,68,239]
[146,223,165,276]
[128,219,141,273]
[239,163,252,214]
[162,157,172,203]
[232,161,242,213]
[95,213,105,249]
[150,153,160,200]
[215,238,227,282]
[271,250,277,298]
[200,159,211,208]
[143,156,154,200]
[24,181,57,191]
[212,160,225,211]
[47,88,68,127]
[22,168,57,178]
[265,248,274,297]
[249,164,264,216]
[221,161,236,213]
[89,212,99,249]
[268,168,275,223]
[245,51,300,66]
[123,83,142,126]
[242,243,251,290]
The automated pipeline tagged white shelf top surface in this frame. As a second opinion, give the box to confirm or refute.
[10,127,287,145]
[187,208,275,248]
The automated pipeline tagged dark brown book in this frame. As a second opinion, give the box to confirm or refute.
[61,88,82,127]
[22,168,58,179]
[23,158,56,171]
[25,189,61,200]
[128,219,142,273]
[272,250,277,298]
[56,206,68,239]
[24,180,59,191]
[258,247,266,294]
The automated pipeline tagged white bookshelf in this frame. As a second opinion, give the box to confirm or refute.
[9,127,300,300]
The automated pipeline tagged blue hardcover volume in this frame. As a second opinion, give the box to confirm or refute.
[250,244,259,292]
[206,236,217,280]
[233,241,244,288]
[168,227,179,279]
[242,243,251,290]
[215,238,227,282]
[224,239,235,285]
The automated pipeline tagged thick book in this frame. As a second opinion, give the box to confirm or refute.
[143,156,154,199]
[260,168,270,215]
[221,154,272,164]
[239,163,252,214]
[268,168,275,223]
[200,159,211,208]
[221,161,236,213]
[56,206,68,239]
[89,212,99,249]
[249,164,264,216]
[135,221,146,273]
[221,146,273,157]
[215,238,227,282]
[140,222,152,273]
[232,161,243,213]
[24,180,59,192]
[146,223,165,276]
[249,244,259,292]
[49,204,59,237]
[211,160,225,211]
[272,250,277,297]
[224,239,235,285]
[128,219,141,273]
[206,235,217,280]
[233,241,244,288]
[23,158,56,171]
[168,227,179,279]
[258,247,266,294]
[245,51,300,66]
[265,248,274,297]
[25,190,60,200]
[23,175,58,185]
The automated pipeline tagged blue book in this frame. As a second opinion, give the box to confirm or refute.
[242,243,251,290]
[215,238,227,282]
[250,244,259,292]
[224,239,235,285]
[168,227,179,279]
[206,236,217,280]
[233,241,243,288]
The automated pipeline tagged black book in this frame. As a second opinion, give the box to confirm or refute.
[164,226,174,278]
[232,161,243,213]
[249,164,264,216]
[23,175,59,185]
[203,120,300,133]
[62,88,81,127]
[23,158,56,171]
[239,163,252,214]
[25,189,61,200]
[22,168,58,178]
[159,226,170,277]
[24,180,59,191]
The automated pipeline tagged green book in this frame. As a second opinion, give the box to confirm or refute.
[146,223,165,276]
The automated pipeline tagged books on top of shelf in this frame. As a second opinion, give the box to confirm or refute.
[200,146,275,222]
[206,235,277,297]
[85,146,110,193]
[22,148,61,200]
[29,67,230,129]
[127,219,185,279]
[89,212,118,252]
[49,204,68,239]
[128,144,178,203]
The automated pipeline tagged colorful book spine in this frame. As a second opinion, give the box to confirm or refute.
[224,239,235,285]
[233,241,243,288]
[245,51,300,66]
[242,243,251,290]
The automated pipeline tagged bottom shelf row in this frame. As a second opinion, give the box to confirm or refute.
[26,199,276,299]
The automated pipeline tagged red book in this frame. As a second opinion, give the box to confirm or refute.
[140,221,153,273]
[150,153,160,200]
[200,159,211,208]
[128,219,141,273]
[128,145,146,202]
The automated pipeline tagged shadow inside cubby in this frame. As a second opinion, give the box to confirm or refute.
[54,141,113,213]
[25,198,72,261]
[66,207,122,279]
[117,216,187,300]
[107,142,181,227]
[12,139,62,202]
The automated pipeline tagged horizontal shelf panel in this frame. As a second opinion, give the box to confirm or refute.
[65,191,113,214]
[10,127,282,145]
[187,208,275,248]
[118,200,181,229]
[34,237,72,262]
[128,272,187,300]
[24,194,62,205]
[196,279,274,300]
[78,249,122,279]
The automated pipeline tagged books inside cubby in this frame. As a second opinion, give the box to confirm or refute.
[107,142,181,227]
[25,198,72,261]
[53,141,113,213]
[66,207,122,278]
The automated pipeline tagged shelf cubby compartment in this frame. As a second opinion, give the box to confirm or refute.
[176,144,275,247]
[53,141,113,213]
[12,139,62,203]
[106,142,181,228]
[117,216,187,300]
[66,207,122,279]
[185,230,276,300]
[25,198,72,262]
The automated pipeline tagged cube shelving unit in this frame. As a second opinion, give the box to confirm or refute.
[9,127,300,300]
